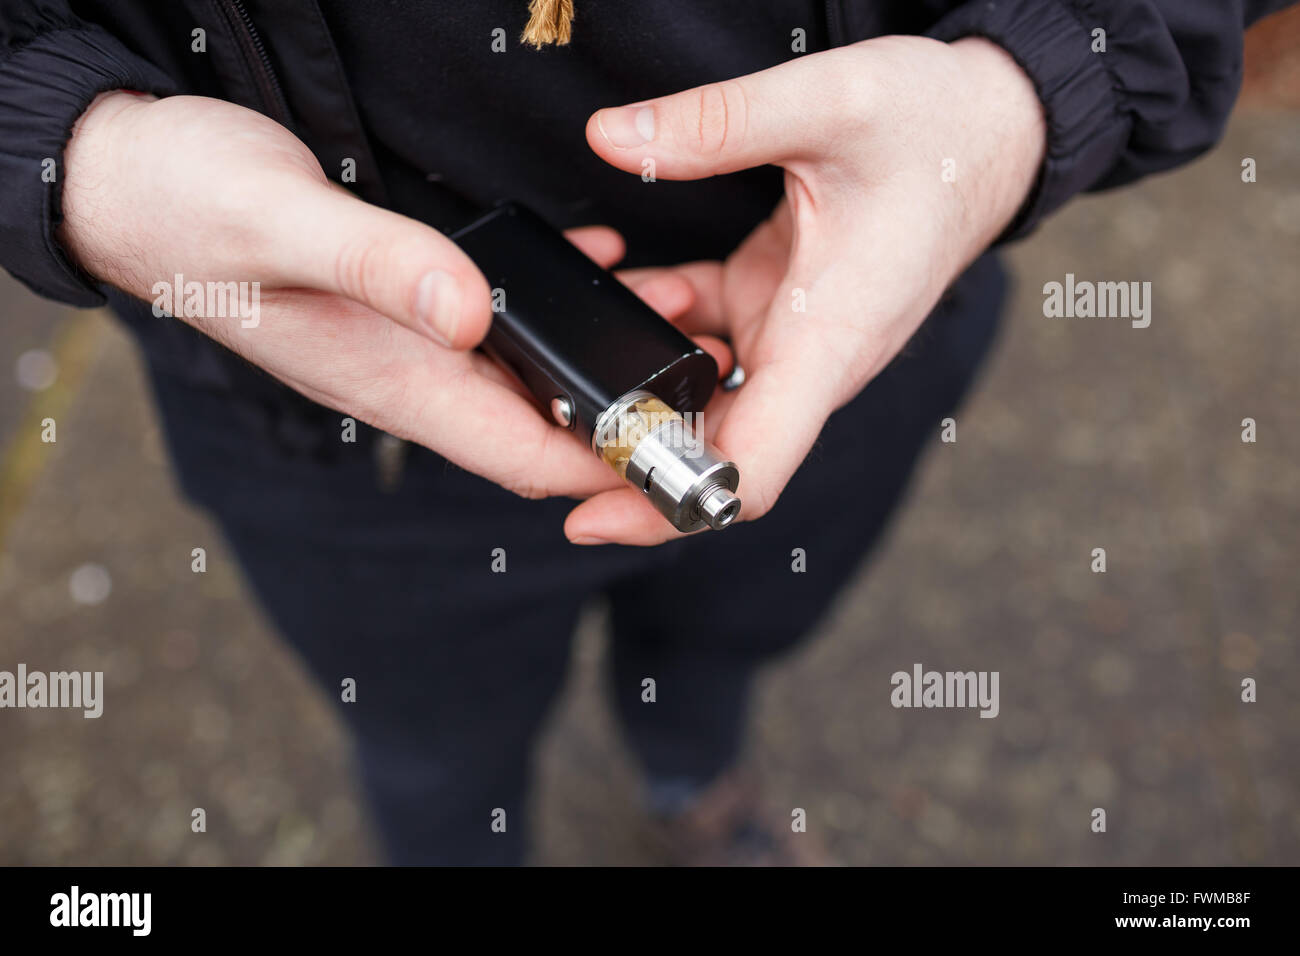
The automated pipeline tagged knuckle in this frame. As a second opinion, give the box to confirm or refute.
[832,58,878,128]
[509,428,557,500]
[350,372,408,432]
[500,462,549,501]
[742,480,779,521]
[692,80,748,157]
[511,478,549,501]
[336,343,419,430]
[332,235,386,306]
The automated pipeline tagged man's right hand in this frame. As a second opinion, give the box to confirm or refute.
[59,91,667,501]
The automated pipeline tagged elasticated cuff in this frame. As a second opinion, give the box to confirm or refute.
[0,25,177,306]
[927,0,1130,242]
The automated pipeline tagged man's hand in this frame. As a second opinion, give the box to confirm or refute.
[568,36,1046,545]
[60,91,694,501]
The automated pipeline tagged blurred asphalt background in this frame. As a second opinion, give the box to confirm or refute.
[1,16,1297,865]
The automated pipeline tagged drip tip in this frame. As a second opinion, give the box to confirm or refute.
[699,484,742,530]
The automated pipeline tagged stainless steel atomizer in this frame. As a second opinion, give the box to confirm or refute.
[451,203,741,533]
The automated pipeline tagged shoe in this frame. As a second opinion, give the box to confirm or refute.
[643,766,831,866]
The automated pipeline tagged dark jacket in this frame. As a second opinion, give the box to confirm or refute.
[0,0,1288,450]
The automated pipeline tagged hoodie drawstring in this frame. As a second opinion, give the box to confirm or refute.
[522,0,575,47]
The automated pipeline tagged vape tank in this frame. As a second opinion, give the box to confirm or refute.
[451,203,741,533]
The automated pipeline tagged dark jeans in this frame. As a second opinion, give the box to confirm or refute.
[130,253,1005,865]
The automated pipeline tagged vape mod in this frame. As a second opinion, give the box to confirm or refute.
[451,203,741,533]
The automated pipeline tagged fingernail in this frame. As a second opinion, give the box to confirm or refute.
[596,105,655,149]
[415,269,460,346]
[570,535,609,546]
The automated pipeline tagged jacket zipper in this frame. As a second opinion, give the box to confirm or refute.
[216,0,292,125]
[824,0,843,47]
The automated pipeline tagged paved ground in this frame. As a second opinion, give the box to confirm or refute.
[0,111,1296,865]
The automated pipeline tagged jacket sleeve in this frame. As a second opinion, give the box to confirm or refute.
[924,0,1294,240]
[0,1,176,306]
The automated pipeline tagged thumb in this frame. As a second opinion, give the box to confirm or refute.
[272,182,493,349]
[586,55,837,180]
